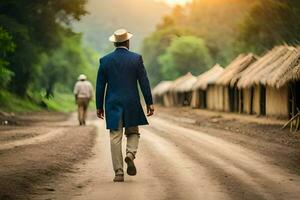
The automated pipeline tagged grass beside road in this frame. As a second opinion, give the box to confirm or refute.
[0,90,42,113]
[0,90,95,114]
[44,93,96,113]
[43,93,77,113]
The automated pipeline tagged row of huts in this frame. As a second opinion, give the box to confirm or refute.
[152,45,300,119]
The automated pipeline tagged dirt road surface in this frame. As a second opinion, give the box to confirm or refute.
[1,109,300,200]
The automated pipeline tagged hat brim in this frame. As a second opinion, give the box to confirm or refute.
[78,76,87,80]
[109,33,133,43]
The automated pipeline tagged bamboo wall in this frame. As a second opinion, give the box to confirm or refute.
[162,93,173,107]
[252,85,261,115]
[223,87,230,112]
[243,88,251,114]
[190,90,199,108]
[206,85,223,110]
[266,85,289,118]
[206,85,215,110]
[216,86,223,111]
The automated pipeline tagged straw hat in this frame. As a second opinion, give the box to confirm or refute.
[78,74,87,81]
[109,29,133,43]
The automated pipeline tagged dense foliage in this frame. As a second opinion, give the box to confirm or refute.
[36,32,98,98]
[142,27,192,85]
[159,36,212,80]
[0,0,97,98]
[0,27,15,89]
[237,0,300,54]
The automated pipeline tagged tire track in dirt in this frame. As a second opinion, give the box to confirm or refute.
[145,117,300,200]
[0,113,97,200]
[0,128,66,151]
[141,128,229,200]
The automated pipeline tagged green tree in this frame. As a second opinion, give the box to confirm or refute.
[158,36,212,80]
[237,0,300,54]
[35,32,98,98]
[0,0,87,95]
[154,0,253,65]
[0,26,15,88]
[142,27,192,85]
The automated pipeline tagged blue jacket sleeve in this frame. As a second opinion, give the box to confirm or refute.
[137,55,153,105]
[96,58,107,109]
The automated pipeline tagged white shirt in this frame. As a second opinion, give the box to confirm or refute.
[73,80,94,98]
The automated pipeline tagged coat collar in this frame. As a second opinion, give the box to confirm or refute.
[116,46,129,50]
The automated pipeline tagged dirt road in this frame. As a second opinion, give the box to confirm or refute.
[0,112,97,200]
[25,112,300,200]
[1,109,300,200]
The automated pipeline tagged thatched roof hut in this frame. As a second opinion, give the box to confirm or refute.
[213,53,257,112]
[216,53,257,86]
[236,45,300,118]
[192,64,224,90]
[171,72,197,92]
[237,45,300,89]
[168,72,197,106]
[152,81,173,97]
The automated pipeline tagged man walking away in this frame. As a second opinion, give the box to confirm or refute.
[96,29,154,182]
[74,74,94,126]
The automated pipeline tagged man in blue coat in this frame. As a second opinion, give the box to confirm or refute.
[96,29,154,182]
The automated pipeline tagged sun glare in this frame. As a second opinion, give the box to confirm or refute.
[157,0,192,6]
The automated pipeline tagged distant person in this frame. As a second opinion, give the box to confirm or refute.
[96,29,154,182]
[73,74,94,126]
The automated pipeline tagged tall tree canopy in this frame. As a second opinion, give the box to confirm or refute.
[142,27,192,85]
[237,0,300,54]
[0,0,88,95]
[35,32,98,98]
[0,27,15,88]
[158,36,212,80]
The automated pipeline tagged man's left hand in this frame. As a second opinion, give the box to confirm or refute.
[97,109,105,119]
[75,95,78,104]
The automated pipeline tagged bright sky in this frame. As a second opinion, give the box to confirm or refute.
[158,0,192,6]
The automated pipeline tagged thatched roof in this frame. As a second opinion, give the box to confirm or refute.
[152,81,173,96]
[216,53,257,86]
[237,45,300,89]
[171,72,197,92]
[192,64,224,90]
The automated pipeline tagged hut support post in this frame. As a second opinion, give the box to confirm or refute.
[250,87,254,114]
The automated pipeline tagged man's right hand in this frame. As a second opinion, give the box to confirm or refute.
[146,105,154,117]
[97,109,104,119]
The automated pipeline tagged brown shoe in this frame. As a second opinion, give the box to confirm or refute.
[113,174,124,182]
[125,155,137,176]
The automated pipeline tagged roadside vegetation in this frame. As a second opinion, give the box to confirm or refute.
[0,90,78,113]
[0,90,42,113]
[0,0,98,113]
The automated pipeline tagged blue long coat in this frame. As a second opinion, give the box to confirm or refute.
[96,48,153,130]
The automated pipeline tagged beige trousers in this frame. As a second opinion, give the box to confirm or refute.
[77,97,89,125]
[110,119,140,175]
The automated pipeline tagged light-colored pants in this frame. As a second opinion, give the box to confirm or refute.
[77,97,90,125]
[110,119,140,175]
